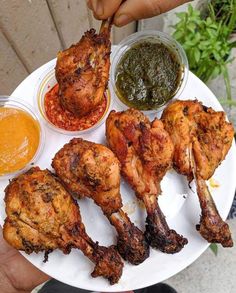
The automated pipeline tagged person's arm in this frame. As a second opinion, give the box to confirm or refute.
[87,0,191,26]
[0,226,50,293]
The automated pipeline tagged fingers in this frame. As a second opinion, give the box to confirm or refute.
[87,0,191,26]
[0,226,50,292]
[87,0,123,19]
[113,0,191,26]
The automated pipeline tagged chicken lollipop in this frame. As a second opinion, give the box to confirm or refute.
[106,108,188,253]
[52,138,149,265]
[3,167,123,284]
[161,99,234,247]
[55,19,112,117]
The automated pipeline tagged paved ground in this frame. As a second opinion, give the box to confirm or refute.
[165,220,236,293]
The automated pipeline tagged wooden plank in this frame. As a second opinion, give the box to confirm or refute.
[0,30,28,95]
[87,9,101,32]
[0,0,62,72]
[48,2,127,47]
[47,0,91,48]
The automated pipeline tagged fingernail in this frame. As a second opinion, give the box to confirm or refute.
[115,14,132,26]
[91,0,103,16]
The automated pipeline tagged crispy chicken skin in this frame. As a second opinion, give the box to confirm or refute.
[106,109,188,253]
[161,99,234,247]
[52,138,149,265]
[3,167,123,284]
[55,19,112,117]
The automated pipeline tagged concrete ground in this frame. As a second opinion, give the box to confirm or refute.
[165,220,236,293]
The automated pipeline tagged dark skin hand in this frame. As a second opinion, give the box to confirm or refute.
[0,226,50,293]
[87,0,191,26]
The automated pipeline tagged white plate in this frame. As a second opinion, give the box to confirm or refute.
[0,52,236,292]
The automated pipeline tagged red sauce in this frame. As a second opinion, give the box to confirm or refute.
[44,84,108,131]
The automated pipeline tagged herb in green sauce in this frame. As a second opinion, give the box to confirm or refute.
[115,41,182,110]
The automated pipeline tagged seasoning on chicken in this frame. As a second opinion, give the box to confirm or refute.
[3,167,123,284]
[55,19,112,117]
[52,138,149,265]
[106,109,188,253]
[161,99,234,247]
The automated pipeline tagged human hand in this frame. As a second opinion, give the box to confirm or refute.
[0,226,50,293]
[87,0,191,26]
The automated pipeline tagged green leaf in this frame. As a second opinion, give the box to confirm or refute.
[206,28,217,37]
[194,49,201,63]
[188,4,193,14]
[230,41,236,48]
[209,243,218,256]
[184,40,195,47]
[209,23,218,29]
[211,66,221,78]
[213,51,221,61]
[206,17,213,26]
[176,12,187,20]
[188,23,196,33]
[173,30,184,40]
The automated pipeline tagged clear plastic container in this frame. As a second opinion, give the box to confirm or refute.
[111,30,189,114]
[35,66,112,135]
[0,96,45,179]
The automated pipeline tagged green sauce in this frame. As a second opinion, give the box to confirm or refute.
[115,41,182,110]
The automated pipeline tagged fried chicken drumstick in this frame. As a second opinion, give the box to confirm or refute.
[106,109,188,253]
[3,167,123,284]
[52,138,149,265]
[55,19,112,117]
[161,100,234,247]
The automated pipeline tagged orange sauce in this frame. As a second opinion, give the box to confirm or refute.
[0,107,40,175]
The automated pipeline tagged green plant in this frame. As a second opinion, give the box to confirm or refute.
[172,3,236,103]
[209,0,236,32]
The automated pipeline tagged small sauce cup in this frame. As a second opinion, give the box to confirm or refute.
[35,66,111,136]
[111,30,189,114]
[0,96,45,179]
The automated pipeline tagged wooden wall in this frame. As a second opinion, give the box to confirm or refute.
[0,0,136,95]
